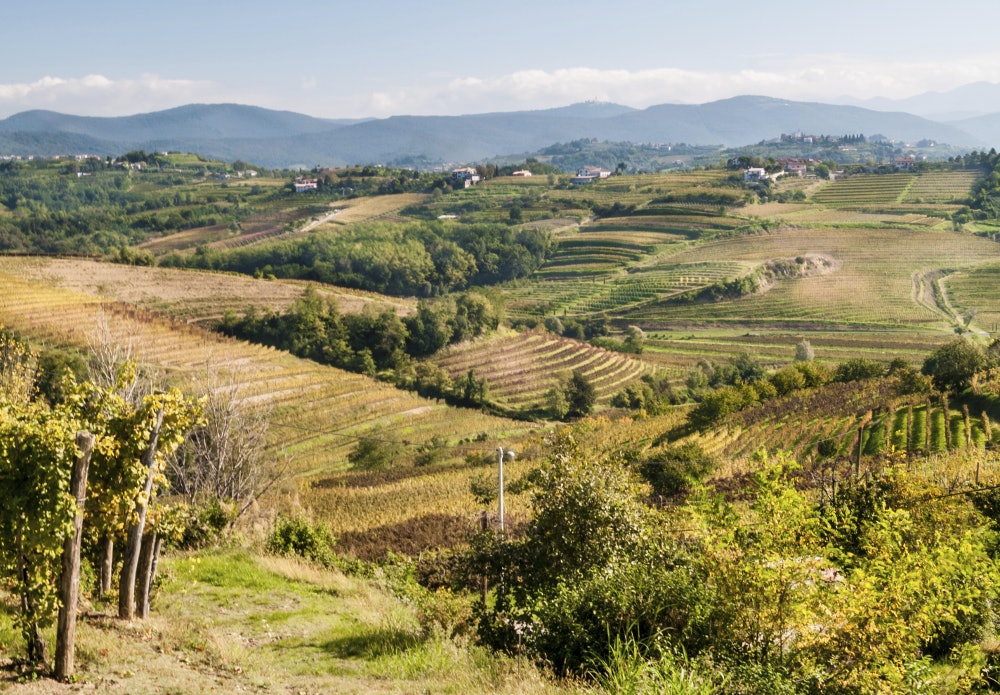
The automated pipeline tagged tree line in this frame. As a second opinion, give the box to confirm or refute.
[164,221,554,297]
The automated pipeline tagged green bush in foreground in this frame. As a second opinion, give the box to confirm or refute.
[475,442,1000,693]
[266,515,337,568]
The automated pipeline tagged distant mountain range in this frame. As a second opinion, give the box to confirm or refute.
[2,93,999,169]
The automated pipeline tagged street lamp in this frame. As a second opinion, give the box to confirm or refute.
[497,447,515,532]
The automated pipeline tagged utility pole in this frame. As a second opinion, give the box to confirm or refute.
[497,447,515,532]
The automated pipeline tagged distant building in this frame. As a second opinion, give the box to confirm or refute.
[781,159,808,177]
[452,167,481,188]
[294,177,318,192]
[511,169,532,177]
[893,156,916,170]
[743,167,768,184]
[571,166,612,185]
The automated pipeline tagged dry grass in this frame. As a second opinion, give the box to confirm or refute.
[318,193,429,226]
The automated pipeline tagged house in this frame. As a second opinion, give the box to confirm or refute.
[893,156,916,171]
[743,167,768,184]
[294,177,318,193]
[577,166,611,179]
[781,159,808,177]
[452,167,481,188]
[511,169,532,177]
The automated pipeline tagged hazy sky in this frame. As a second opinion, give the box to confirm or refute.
[4,0,1000,118]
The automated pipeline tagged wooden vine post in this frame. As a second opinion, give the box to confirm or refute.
[119,408,164,620]
[54,431,95,681]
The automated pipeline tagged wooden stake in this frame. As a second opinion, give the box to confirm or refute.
[55,431,95,681]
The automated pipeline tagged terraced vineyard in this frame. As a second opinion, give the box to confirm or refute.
[0,268,534,486]
[810,173,917,206]
[903,170,982,203]
[430,329,653,411]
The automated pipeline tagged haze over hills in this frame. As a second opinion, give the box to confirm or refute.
[0,94,993,169]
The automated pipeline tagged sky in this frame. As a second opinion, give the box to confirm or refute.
[4,0,1000,119]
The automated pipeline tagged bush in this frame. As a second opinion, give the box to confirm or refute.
[266,515,336,568]
[922,338,986,393]
[834,358,885,383]
[639,443,716,498]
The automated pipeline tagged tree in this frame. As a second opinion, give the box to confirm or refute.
[623,325,645,354]
[348,427,404,470]
[565,370,597,418]
[794,338,815,362]
[922,338,986,393]
[167,364,276,519]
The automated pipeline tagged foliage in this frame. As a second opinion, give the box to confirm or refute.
[638,443,716,498]
[348,428,406,470]
[834,358,886,383]
[611,374,679,415]
[164,220,554,296]
[564,370,597,418]
[266,515,337,568]
[0,399,82,661]
[794,339,815,362]
[922,338,987,393]
[220,287,502,378]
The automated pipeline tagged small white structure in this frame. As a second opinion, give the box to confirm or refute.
[743,167,768,184]
[577,166,612,179]
[511,169,532,177]
[294,177,318,192]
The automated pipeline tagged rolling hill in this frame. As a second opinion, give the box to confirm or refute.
[0,96,988,168]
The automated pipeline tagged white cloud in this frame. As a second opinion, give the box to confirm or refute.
[353,56,1000,117]
[0,74,218,117]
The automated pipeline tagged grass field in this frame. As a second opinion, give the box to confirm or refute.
[1,550,572,694]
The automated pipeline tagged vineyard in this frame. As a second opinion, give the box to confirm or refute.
[0,257,414,326]
[680,379,999,467]
[0,269,538,531]
[430,328,653,412]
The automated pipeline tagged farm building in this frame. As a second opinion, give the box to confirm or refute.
[452,167,481,188]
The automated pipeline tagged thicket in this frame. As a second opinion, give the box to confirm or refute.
[219,287,501,376]
[162,221,554,297]
[473,438,1000,692]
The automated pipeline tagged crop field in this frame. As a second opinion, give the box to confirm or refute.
[430,329,652,411]
[624,225,1000,329]
[317,192,430,226]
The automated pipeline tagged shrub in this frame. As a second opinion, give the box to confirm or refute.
[922,338,986,393]
[266,515,336,568]
[639,443,716,498]
[834,358,885,383]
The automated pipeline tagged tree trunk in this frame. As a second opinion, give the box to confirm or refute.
[98,536,114,598]
[55,431,95,680]
[136,532,157,620]
[119,408,163,620]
